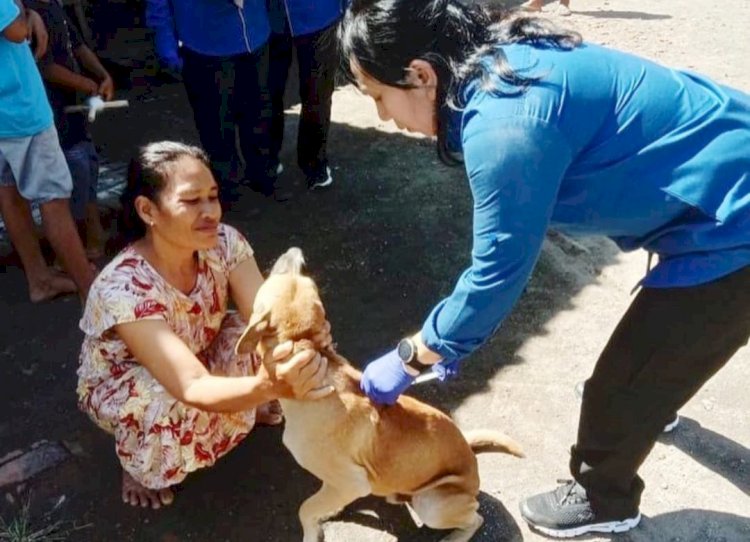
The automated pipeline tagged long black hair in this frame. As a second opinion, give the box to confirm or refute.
[118,141,210,243]
[338,0,582,163]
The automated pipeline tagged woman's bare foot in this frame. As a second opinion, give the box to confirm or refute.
[29,270,77,303]
[122,470,174,509]
[256,400,284,426]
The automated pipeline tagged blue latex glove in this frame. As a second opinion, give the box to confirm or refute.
[432,358,462,381]
[360,348,415,405]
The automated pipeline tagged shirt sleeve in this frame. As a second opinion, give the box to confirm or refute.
[79,259,168,338]
[145,0,179,57]
[421,114,573,361]
[219,224,254,272]
[0,0,20,33]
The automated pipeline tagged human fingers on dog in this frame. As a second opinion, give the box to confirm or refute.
[303,357,334,400]
[271,340,294,361]
[276,349,333,399]
[313,320,333,349]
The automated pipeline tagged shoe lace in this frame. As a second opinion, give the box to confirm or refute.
[555,479,588,505]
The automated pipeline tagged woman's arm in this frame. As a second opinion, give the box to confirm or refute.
[420,116,573,362]
[115,319,330,412]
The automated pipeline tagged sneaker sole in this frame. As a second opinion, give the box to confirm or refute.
[663,415,680,433]
[527,513,641,538]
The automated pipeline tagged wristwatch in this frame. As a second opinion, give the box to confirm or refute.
[397,337,433,376]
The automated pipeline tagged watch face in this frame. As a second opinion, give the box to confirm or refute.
[397,339,414,362]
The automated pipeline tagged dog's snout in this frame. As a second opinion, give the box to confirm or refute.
[270,247,305,276]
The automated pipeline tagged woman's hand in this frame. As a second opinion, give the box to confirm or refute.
[270,341,334,400]
[312,319,333,350]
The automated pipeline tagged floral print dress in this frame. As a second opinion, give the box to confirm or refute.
[77,224,259,489]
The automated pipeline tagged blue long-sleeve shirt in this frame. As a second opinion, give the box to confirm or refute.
[422,42,750,362]
[145,0,270,58]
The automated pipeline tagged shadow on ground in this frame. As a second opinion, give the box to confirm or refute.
[660,416,750,497]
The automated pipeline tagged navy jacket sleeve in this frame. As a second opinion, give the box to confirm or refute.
[421,114,572,361]
[145,0,178,63]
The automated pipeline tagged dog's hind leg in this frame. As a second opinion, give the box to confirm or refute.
[412,489,484,542]
[299,470,371,542]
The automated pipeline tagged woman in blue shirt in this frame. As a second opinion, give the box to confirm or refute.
[339,0,750,538]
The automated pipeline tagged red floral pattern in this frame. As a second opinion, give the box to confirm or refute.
[77,224,259,489]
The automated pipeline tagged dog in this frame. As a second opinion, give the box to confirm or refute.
[235,248,523,542]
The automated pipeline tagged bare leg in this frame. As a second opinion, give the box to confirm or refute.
[85,202,105,259]
[39,198,96,301]
[0,186,76,302]
[122,470,175,510]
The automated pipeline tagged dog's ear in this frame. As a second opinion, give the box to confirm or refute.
[234,306,271,355]
[270,247,305,276]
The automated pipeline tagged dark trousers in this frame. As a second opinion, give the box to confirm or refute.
[267,21,337,178]
[181,45,274,193]
[571,264,750,518]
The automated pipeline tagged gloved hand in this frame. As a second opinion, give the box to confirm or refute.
[432,358,462,381]
[360,348,415,405]
[86,95,105,122]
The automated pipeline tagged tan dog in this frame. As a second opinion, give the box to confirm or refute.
[236,248,523,542]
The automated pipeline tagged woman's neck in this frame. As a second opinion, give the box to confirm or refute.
[135,234,198,293]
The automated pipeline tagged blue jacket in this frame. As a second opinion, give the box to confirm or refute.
[146,0,270,61]
[267,0,343,37]
[423,42,750,364]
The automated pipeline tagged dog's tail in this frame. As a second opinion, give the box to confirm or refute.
[463,429,525,458]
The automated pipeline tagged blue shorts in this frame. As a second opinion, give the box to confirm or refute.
[64,139,99,221]
[0,126,73,205]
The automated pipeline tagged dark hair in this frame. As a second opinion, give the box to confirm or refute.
[338,0,582,164]
[118,141,210,242]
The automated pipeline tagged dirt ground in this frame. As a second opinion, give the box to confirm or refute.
[1,0,748,540]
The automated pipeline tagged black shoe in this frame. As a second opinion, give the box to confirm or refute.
[520,480,641,538]
[307,166,333,190]
[573,381,679,433]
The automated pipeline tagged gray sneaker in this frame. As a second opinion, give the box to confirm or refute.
[520,480,641,538]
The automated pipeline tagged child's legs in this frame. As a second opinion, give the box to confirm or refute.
[0,154,47,280]
[0,135,77,300]
[14,127,96,298]
[66,139,104,253]
[63,141,92,223]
